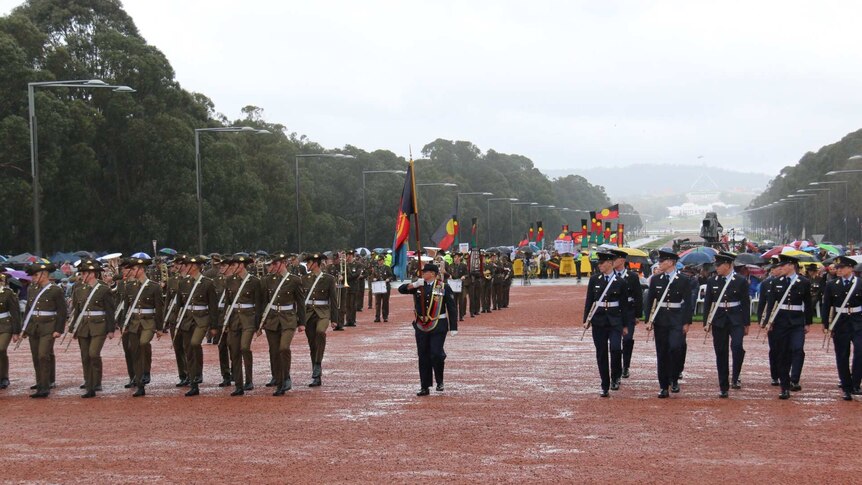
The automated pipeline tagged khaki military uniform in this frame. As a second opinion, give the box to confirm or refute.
[326,261,346,329]
[371,262,394,322]
[24,283,66,393]
[71,282,116,393]
[209,274,231,383]
[0,286,22,385]
[115,279,136,384]
[122,278,164,386]
[223,272,263,390]
[165,274,189,382]
[261,271,306,388]
[176,274,218,385]
[448,261,469,321]
[302,270,338,383]
[344,260,362,326]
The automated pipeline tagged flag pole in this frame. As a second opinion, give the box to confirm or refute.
[408,147,427,315]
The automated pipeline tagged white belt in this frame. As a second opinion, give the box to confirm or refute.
[189,305,209,311]
[437,313,447,320]
[0,312,9,319]
[627,297,635,302]
[716,301,741,308]
[82,310,105,317]
[133,308,157,315]
[32,311,57,316]
[835,306,862,314]
[597,301,620,308]
[218,303,225,309]
[661,302,684,309]
[309,300,329,305]
[273,304,295,311]
[778,304,804,312]
[234,303,255,309]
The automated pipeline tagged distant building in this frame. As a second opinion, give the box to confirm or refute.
[666,174,737,217]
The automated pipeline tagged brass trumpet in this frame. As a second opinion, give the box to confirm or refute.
[340,252,350,288]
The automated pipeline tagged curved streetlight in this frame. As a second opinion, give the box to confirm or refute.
[812,180,849,243]
[194,126,271,254]
[29,79,136,255]
[362,170,407,248]
[294,153,356,252]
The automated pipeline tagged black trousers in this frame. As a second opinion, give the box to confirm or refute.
[831,322,856,392]
[481,280,492,311]
[772,323,806,391]
[374,292,390,320]
[618,319,636,371]
[653,324,685,390]
[415,326,447,389]
[469,280,481,315]
[712,324,746,391]
[592,324,622,391]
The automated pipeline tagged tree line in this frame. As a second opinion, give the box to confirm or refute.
[0,0,626,255]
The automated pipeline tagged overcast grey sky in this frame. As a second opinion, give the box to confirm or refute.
[4,0,862,175]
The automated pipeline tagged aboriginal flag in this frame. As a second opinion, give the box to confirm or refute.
[391,159,417,279]
[597,204,619,220]
[536,221,544,248]
[604,222,612,242]
[617,223,625,247]
[580,219,589,248]
[431,206,457,251]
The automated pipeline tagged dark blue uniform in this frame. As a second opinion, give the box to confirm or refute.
[764,274,813,393]
[615,269,643,376]
[703,272,751,392]
[820,276,862,395]
[583,272,630,392]
[757,275,780,384]
[645,272,694,392]
[399,280,458,390]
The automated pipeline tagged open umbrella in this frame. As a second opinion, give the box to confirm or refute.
[679,246,717,257]
[782,249,818,263]
[131,252,151,259]
[6,253,39,265]
[159,248,178,256]
[680,251,714,266]
[817,243,843,256]
[355,247,371,258]
[734,253,765,266]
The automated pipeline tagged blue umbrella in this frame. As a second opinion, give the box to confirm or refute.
[131,252,151,259]
[680,252,714,265]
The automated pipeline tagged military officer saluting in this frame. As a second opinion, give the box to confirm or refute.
[70,258,117,398]
[608,249,643,382]
[302,253,339,387]
[0,274,22,389]
[702,251,751,398]
[398,263,458,396]
[820,255,862,401]
[763,253,813,400]
[21,262,66,398]
[222,253,264,396]
[582,251,630,397]
[176,255,219,397]
[260,251,306,396]
[644,249,694,398]
[120,255,165,397]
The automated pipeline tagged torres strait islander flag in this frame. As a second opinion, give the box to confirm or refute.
[391,159,417,279]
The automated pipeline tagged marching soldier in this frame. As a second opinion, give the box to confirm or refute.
[211,256,235,389]
[115,260,136,389]
[763,253,813,400]
[371,255,394,322]
[21,262,66,398]
[121,256,165,397]
[222,253,264,396]
[203,253,225,344]
[468,251,482,318]
[288,253,308,276]
[398,263,458,396]
[501,254,514,308]
[327,253,346,331]
[302,253,339,387]
[820,255,861,401]
[757,257,783,386]
[481,252,494,313]
[644,249,694,398]
[70,259,117,398]
[260,251,306,396]
[582,251,630,397]
[0,274,21,389]
[608,249,643,381]
[176,255,219,397]
[344,251,362,327]
[491,253,505,310]
[165,255,190,387]
[448,252,469,322]
[702,251,751,398]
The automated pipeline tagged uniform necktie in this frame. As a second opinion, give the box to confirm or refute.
[845,279,851,288]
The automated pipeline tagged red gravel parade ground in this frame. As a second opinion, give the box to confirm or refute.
[1,283,860,483]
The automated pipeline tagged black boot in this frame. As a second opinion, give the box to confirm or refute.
[185,383,199,397]
[133,386,146,397]
[231,387,244,396]
[142,373,151,385]
[265,377,277,387]
[309,364,322,387]
[124,379,135,389]
[218,375,232,387]
[0,378,9,389]
[176,377,190,387]
[243,381,254,391]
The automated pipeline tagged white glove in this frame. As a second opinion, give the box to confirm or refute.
[449,330,458,337]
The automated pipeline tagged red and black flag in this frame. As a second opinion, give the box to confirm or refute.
[597,204,619,220]
[391,159,418,279]
[589,211,599,244]
[617,223,625,247]
[536,221,544,248]
[471,217,479,248]
[431,205,457,251]
[581,219,589,248]
[604,222,612,242]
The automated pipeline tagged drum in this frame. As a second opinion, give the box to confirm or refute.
[448,278,462,293]
[371,281,388,294]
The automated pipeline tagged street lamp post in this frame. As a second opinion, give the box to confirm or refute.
[295,153,356,252]
[486,197,518,246]
[456,192,493,245]
[362,170,406,248]
[813,180,849,244]
[29,79,135,255]
[511,202,537,243]
[195,126,270,254]
[798,188,831,237]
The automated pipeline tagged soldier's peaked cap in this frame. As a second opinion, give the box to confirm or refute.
[715,251,737,264]
[776,253,799,266]
[596,251,616,262]
[833,255,855,268]
[657,249,680,261]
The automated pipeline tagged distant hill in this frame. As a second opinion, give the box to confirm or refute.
[544,164,770,198]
